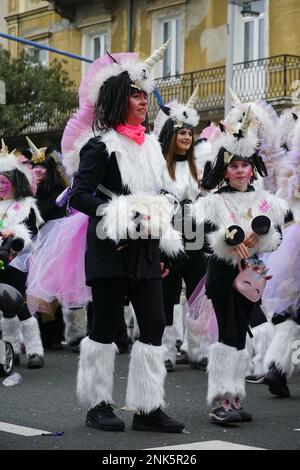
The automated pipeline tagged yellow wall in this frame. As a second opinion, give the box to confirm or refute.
[269,0,300,56]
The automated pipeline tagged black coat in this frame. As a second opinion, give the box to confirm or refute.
[70,137,161,284]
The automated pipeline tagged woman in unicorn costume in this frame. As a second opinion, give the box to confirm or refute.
[0,141,45,369]
[62,43,187,433]
[152,86,210,372]
[193,108,288,424]
[262,116,300,398]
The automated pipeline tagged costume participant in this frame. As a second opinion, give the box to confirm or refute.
[193,109,288,424]
[21,139,88,348]
[0,140,44,368]
[262,116,300,398]
[154,87,208,371]
[64,45,185,432]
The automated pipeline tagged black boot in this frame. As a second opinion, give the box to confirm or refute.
[86,402,125,431]
[263,362,290,398]
[209,399,241,424]
[231,397,252,422]
[132,408,185,433]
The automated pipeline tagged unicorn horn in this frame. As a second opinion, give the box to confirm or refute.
[0,138,8,155]
[186,84,199,109]
[144,39,171,71]
[240,106,252,135]
[26,136,42,157]
[229,86,241,105]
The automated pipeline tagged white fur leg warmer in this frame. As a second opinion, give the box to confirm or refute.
[264,320,300,377]
[250,322,274,375]
[77,337,117,409]
[207,342,239,405]
[186,327,210,362]
[20,317,44,357]
[173,304,184,342]
[126,340,166,413]
[234,349,248,400]
[62,308,86,344]
[162,325,177,366]
[2,316,21,354]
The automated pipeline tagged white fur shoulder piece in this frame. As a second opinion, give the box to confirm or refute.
[101,131,166,193]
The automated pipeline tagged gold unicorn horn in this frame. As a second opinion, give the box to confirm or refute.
[240,106,252,135]
[186,84,199,109]
[144,39,171,71]
[229,86,241,105]
[26,136,45,163]
[0,138,8,155]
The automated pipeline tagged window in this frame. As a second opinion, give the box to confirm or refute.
[162,18,182,77]
[25,41,48,67]
[82,31,109,75]
[243,0,266,63]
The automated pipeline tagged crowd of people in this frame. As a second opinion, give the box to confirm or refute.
[0,42,299,432]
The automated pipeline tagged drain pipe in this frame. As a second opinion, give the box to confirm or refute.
[127,0,133,52]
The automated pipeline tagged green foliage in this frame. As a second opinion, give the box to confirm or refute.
[0,48,78,137]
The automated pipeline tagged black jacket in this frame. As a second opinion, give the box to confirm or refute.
[70,137,161,284]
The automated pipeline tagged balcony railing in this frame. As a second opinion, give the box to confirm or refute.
[148,54,300,121]
[14,54,300,135]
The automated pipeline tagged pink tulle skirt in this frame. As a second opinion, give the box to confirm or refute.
[262,222,300,318]
[187,275,219,343]
[26,211,91,314]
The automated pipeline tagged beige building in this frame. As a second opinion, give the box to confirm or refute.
[4,0,300,127]
[0,0,9,49]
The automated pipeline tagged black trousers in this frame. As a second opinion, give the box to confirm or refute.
[163,251,207,326]
[89,278,166,346]
[1,267,31,321]
[211,290,254,350]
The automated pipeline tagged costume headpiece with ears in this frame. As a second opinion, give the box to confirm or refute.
[202,106,267,190]
[61,41,170,177]
[154,85,200,155]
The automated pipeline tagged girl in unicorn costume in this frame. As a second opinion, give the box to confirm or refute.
[0,141,45,369]
[62,43,186,433]
[11,139,88,349]
[193,109,288,424]
[261,116,300,398]
[191,92,285,383]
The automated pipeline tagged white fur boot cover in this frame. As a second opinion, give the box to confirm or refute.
[250,322,274,375]
[2,316,21,354]
[62,308,86,344]
[186,327,210,362]
[162,325,177,366]
[207,342,239,405]
[20,317,44,357]
[173,304,184,343]
[234,349,248,400]
[126,340,167,413]
[264,320,300,377]
[77,337,118,409]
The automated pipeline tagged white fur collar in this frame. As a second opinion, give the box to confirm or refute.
[0,197,43,229]
[163,161,199,201]
[101,130,166,193]
[200,188,288,229]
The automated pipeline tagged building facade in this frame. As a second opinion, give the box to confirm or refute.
[3,0,300,129]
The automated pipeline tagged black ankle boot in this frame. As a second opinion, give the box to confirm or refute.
[263,362,290,398]
[132,408,185,433]
[86,402,125,431]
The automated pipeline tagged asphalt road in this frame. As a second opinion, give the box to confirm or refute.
[0,347,299,451]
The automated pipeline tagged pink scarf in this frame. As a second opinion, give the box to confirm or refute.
[115,123,146,145]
